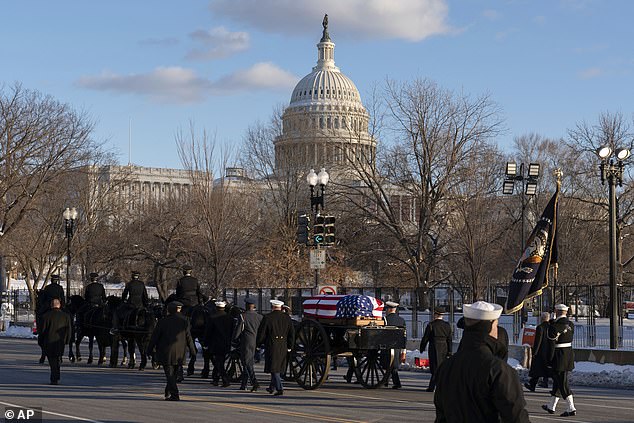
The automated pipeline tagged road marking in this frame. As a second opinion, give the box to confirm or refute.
[145,393,368,422]
[0,400,103,423]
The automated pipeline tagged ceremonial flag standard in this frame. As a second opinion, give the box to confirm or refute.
[505,184,560,313]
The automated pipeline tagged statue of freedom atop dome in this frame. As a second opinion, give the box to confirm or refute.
[321,14,330,42]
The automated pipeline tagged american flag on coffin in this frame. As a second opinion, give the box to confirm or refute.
[303,295,384,319]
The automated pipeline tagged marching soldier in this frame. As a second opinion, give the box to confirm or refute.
[175,265,205,309]
[233,298,263,391]
[38,298,72,385]
[147,301,197,401]
[525,311,552,391]
[384,301,406,389]
[543,304,576,417]
[122,271,149,308]
[84,272,106,307]
[434,301,530,422]
[205,300,233,387]
[256,299,295,396]
[420,306,452,392]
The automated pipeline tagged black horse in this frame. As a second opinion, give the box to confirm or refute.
[74,295,126,365]
[110,299,157,370]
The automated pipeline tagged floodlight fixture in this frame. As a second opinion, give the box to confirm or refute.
[502,180,515,195]
[505,162,517,177]
[528,163,541,178]
[525,181,538,196]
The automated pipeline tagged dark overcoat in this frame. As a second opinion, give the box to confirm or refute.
[386,312,406,358]
[41,283,66,310]
[205,310,234,355]
[434,329,530,423]
[147,313,196,365]
[420,318,452,373]
[38,308,72,356]
[175,276,204,307]
[548,316,574,372]
[234,310,263,363]
[256,310,294,373]
[529,321,552,378]
[84,282,106,306]
[122,280,149,308]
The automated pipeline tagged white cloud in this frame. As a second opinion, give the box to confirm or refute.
[212,62,298,93]
[482,9,501,21]
[186,26,250,61]
[578,67,603,79]
[77,63,298,103]
[209,0,453,42]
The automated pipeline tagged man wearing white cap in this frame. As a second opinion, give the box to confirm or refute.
[543,304,576,417]
[434,301,529,422]
[205,300,233,387]
[256,299,295,396]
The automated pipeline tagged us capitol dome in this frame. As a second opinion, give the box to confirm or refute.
[274,15,375,176]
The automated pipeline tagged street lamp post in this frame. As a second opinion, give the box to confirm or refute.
[63,207,78,298]
[503,162,540,341]
[598,145,630,350]
[307,168,329,289]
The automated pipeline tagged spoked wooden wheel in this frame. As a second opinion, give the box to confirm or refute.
[353,349,394,389]
[290,319,331,390]
[225,350,243,383]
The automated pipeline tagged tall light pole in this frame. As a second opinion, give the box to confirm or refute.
[307,168,329,289]
[598,145,630,349]
[63,207,78,298]
[502,162,540,341]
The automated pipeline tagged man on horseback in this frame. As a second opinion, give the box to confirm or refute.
[112,271,148,334]
[175,265,204,313]
[84,272,106,307]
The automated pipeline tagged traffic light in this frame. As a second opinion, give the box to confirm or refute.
[313,215,325,244]
[324,215,336,245]
[296,214,310,245]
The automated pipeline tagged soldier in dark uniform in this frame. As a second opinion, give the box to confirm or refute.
[525,311,552,391]
[233,297,263,391]
[147,301,197,401]
[40,274,66,312]
[434,301,530,423]
[113,271,149,333]
[384,301,406,389]
[543,304,576,417]
[256,299,295,396]
[84,272,106,307]
[205,300,233,387]
[420,306,453,392]
[38,298,72,384]
[175,265,204,310]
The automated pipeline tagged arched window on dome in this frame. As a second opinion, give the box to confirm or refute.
[319,117,324,129]
[327,117,331,129]
[342,117,347,129]
[334,117,339,129]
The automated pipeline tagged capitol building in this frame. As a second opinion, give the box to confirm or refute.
[274,17,375,177]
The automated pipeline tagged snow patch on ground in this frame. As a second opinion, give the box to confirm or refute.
[0,325,36,339]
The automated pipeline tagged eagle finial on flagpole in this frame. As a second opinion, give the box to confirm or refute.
[554,168,563,189]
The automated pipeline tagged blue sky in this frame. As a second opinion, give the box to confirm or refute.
[1,0,632,169]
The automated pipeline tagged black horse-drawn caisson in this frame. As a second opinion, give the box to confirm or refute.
[288,294,406,390]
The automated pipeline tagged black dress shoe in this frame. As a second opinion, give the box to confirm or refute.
[541,405,554,414]
[392,385,402,389]
[560,411,576,417]
[266,387,274,394]
[165,396,180,401]
[250,384,259,392]
[524,383,535,392]
[273,390,284,396]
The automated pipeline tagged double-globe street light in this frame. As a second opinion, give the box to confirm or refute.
[63,207,78,298]
[307,168,329,289]
[598,145,630,349]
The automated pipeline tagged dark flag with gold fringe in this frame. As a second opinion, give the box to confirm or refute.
[505,179,560,313]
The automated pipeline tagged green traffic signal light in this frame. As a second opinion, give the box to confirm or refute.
[313,215,325,244]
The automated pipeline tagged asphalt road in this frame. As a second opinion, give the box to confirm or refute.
[0,337,632,423]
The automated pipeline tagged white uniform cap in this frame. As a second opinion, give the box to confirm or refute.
[555,304,569,311]
[214,301,226,308]
[463,301,503,321]
[270,299,284,307]
[385,301,399,308]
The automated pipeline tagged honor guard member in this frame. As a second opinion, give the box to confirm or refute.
[41,274,66,311]
[420,306,453,392]
[525,312,552,391]
[434,301,530,423]
[147,301,197,401]
[256,299,295,396]
[175,265,205,308]
[384,301,406,389]
[122,271,149,308]
[84,272,106,307]
[233,297,263,391]
[205,300,233,387]
[38,298,72,385]
[543,304,576,417]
